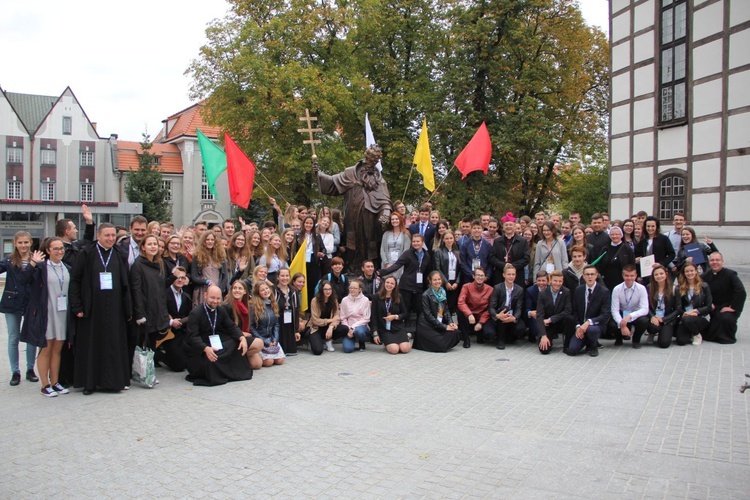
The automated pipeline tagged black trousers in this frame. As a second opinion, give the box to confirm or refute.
[496,319,526,346]
[399,289,423,330]
[676,315,708,345]
[646,321,674,348]
[308,325,348,355]
[538,315,574,354]
[609,316,649,344]
[457,311,497,341]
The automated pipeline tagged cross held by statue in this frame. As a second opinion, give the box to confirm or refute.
[298,108,322,160]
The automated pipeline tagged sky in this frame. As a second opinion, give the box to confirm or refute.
[0,1,610,142]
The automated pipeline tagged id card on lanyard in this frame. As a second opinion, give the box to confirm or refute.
[96,245,114,290]
[205,305,223,350]
[385,299,392,331]
[416,251,424,284]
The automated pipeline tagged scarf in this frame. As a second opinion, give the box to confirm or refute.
[431,286,447,303]
[568,262,586,281]
[235,300,249,332]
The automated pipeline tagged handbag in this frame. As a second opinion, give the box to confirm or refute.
[264,344,281,355]
[132,337,156,388]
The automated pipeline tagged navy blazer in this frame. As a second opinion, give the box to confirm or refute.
[536,286,572,338]
[572,282,611,327]
[408,222,436,249]
[380,248,431,294]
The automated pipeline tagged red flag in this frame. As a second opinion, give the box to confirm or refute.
[224,133,255,208]
[454,122,492,179]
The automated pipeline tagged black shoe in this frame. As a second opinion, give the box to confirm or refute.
[9,372,21,386]
[632,342,642,349]
[26,370,39,383]
[359,341,366,351]
[82,388,95,395]
[463,338,471,348]
[496,342,505,350]
[589,347,599,357]
[476,336,485,344]
[614,338,623,346]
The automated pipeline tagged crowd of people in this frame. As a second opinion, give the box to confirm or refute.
[2,201,746,397]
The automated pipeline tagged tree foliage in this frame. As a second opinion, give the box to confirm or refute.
[187,0,609,218]
[124,133,172,222]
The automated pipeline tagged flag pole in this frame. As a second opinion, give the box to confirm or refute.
[425,164,457,204]
[401,165,415,201]
[254,164,290,205]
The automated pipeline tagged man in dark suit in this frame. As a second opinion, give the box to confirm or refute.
[459,220,494,284]
[536,270,574,354]
[489,264,525,349]
[525,271,548,342]
[157,266,193,371]
[569,265,610,357]
[407,204,436,249]
[116,215,149,269]
[489,216,530,286]
[702,252,746,344]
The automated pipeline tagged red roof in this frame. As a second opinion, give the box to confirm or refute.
[160,101,220,143]
[117,141,183,174]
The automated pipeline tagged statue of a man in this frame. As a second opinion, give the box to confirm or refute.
[314,145,391,272]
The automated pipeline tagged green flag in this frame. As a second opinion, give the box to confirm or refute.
[196,128,226,199]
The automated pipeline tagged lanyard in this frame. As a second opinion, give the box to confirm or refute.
[203,304,217,335]
[96,244,113,271]
[385,298,392,315]
[656,293,665,311]
[505,285,513,307]
[624,286,635,309]
[416,251,424,270]
[448,251,457,272]
[472,239,482,259]
[49,261,65,290]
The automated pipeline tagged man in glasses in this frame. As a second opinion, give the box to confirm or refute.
[157,266,193,371]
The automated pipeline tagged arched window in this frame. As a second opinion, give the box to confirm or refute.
[659,174,686,220]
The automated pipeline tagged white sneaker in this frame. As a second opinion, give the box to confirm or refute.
[325,340,335,352]
[692,334,703,346]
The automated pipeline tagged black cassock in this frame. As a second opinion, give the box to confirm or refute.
[183,305,253,386]
[69,244,132,391]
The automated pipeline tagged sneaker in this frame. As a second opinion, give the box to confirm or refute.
[51,383,69,394]
[41,385,58,398]
[26,370,39,382]
[589,347,599,357]
[9,372,21,386]
[325,340,335,352]
[123,385,130,390]
[646,334,655,345]
[692,334,703,346]
[359,341,366,351]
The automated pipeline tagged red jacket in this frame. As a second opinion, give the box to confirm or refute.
[457,283,493,324]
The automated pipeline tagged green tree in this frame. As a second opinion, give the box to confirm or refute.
[124,133,171,222]
[555,161,609,222]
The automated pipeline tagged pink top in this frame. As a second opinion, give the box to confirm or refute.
[340,293,371,329]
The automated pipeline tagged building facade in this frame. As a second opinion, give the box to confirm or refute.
[608,0,750,262]
[0,86,140,252]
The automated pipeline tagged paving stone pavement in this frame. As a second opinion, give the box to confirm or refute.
[2,272,750,499]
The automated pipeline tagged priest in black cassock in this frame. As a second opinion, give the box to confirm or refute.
[69,223,132,395]
[183,285,254,386]
[702,252,746,344]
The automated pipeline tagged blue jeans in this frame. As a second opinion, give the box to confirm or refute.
[342,325,370,353]
[6,313,36,374]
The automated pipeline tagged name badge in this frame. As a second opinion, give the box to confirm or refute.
[437,315,443,323]
[385,321,391,331]
[57,295,67,312]
[306,251,312,263]
[545,262,555,273]
[283,310,293,324]
[655,308,665,318]
[472,258,481,270]
[507,310,513,317]
[622,310,633,318]
[99,272,113,290]
[209,334,223,350]
[416,272,423,284]
[389,251,399,263]
[448,269,456,281]
[684,304,694,312]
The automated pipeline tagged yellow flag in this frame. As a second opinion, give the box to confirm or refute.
[413,119,435,191]
[288,244,308,312]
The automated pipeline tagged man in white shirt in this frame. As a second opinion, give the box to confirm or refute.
[116,215,148,269]
[609,264,649,348]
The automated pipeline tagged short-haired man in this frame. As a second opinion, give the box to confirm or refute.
[550,213,561,229]
[407,204,436,249]
[569,265,610,357]
[609,264,649,348]
[489,264,525,350]
[601,212,611,231]
[525,271,549,343]
[457,267,495,348]
[358,260,381,300]
[535,212,547,226]
[701,252,746,344]
[489,215,530,286]
[116,215,148,269]
[194,221,208,239]
[561,220,573,246]
[57,204,95,268]
[664,213,686,274]
[568,211,581,226]
[159,223,173,241]
[183,285,260,386]
[482,218,500,244]
[459,220,494,284]
[457,217,473,248]
[587,213,610,262]
[536,270,573,354]
[158,266,193,372]
[563,245,588,293]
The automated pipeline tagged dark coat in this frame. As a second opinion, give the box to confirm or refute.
[0,257,31,314]
[489,282,524,322]
[166,286,193,331]
[408,222,436,249]
[646,284,679,324]
[536,286,573,339]
[636,234,677,270]
[370,296,409,335]
[572,282,611,327]
[702,267,746,315]
[62,222,95,268]
[420,289,452,332]
[432,247,461,284]
[380,248,431,294]
[19,261,74,348]
[459,237,494,283]
[130,256,170,334]
[596,242,635,290]
[676,282,713,317]
[489,235,530,286]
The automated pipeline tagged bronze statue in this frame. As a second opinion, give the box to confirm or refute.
[314,145,392,272]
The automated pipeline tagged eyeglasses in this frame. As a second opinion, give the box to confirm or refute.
[583,272,598,277]
[49,247,65,252]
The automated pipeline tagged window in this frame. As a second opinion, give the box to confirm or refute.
[41,181,55,201]
[162,179,172,202]
[80,183,94,202]
[63,116,72,135]
[7,181,22,200]
[6,147,23,164]
[201,170,214,200]
[659,174,686,220]
[153,156,161,166]
[660,0,688,124]
[40,149,56,165]
[80,150,95,167]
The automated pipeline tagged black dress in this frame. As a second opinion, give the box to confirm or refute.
[275,285,301,355]
[596,242,635,291]
[371,296,409,345]
[414,289,460,352]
